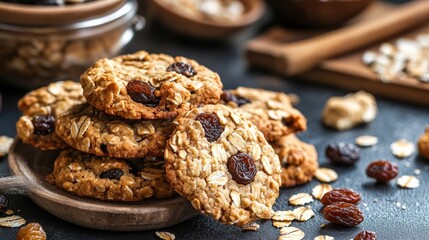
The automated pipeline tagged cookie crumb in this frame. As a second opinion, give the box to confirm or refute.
[5,210,14,215]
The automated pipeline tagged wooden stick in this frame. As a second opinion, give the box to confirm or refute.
[246,1,429,76]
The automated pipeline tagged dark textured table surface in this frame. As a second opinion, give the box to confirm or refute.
[1,1,428,239]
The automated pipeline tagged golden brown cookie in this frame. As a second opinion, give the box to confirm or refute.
[220,87,307,141]
[165,104,281,226]
[46,149,174,201]
[81,51,223,120]
[271,134,318,188]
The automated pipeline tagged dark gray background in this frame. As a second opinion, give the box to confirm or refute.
[1,0,428,239]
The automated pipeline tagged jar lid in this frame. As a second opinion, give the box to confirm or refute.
[0,0,126,26]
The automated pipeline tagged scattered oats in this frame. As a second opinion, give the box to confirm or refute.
[363,203,368,207]
[355,135,378,147]
[4,210,14,215]
[0,136,14,157]
[279,227,305,240]
[404,161,411,168]
[155,231,175,240]
[402,205,407,210]
[390,139,415,158]
[397,175,419,188]
[289,193,313,206]
[272,220,292,228]
[293,207,315,222]
[315,168,338,183]
[242,222,260,231]
[320,223,327,228]
[206,171,228,186]
[272,210,295,222]
[314,235,334,240]
[312,184,333,200]
[0,215,26,228]
[395,202,401,208]
[414,169,421,175]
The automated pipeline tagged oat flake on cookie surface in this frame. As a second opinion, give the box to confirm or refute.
[164,104,281,226]
[80,51,223,120]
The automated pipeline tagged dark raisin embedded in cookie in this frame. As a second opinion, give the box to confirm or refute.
[32,115,55,135]
[100,144,109,154]
[221,91,251,107]
[100,169,124,180]
[227,152,257,185]
[166,62,196,77]
[195,113,224,142]
[126,80,159,107]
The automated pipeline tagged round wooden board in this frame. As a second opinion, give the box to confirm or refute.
[6,139,198,231]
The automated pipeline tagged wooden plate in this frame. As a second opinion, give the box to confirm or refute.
[1,139,198,231]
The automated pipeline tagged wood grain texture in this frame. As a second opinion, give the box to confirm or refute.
[0,139,198,231]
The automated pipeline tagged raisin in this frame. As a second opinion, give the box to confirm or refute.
[32,115,55,135]
[323,202,364,227]
[227,152,257,185]
[126,80,159,107]
[366,160,398,182]
[354,230,377,240]
[321,188,361,206]
[100,144,108,154]
[166,62,196,77]
[221,91,251,107]
[326,143,360,165]
[195,113,224,142]
[17,223,46,240]
[282,116,294,127]
[100,169,123,180]
[0,194,8,213]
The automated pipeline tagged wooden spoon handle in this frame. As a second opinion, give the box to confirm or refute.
[246,0,429,76]
[0,175,29,194]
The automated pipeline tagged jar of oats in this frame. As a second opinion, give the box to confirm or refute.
[0,0,144,88]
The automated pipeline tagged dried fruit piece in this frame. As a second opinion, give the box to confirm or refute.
[16,223,46,240]
[0,194,8,213]
[0,136,13,157]
[315,168,338,183]
[321,188,361,206]
[0,215,26,228]
[32,115,55,135]
[289,193,313,206]
[126,80,159,107]
[354,230,377,240]
[314,236,334,240]
[166,62,196,77]
[100,169,124,180]
[323,202,364,227]
[196,113,224,142]
[227,152,257,185]
[100,144,109,154]
[397,175,419,188]
[272,210,295,222]
[242,222,260,231]
[221,91,251,106]
[355,135,378,147]
[326,143,360,165]
[366,160,398,183]
[279,227,305,240]
[390,139,415,158]
[155,231,175,240]
[312,184,333,200]
[293,207,314,221]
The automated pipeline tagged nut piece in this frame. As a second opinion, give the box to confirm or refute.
[314,236,334,240]
[0,136,14,158]
[390,139,415,158]
[0,215,26,228]
[289,193,313,206]
[155,231,176,240]
[272,210,295,222]
[322,91,377,131]
[315,168,338,183]
[397,175,419,189]
[293,207,314,221]
[312,184,333,200]
[279,227,305,240]
[242,222,260,231]
[355,135,378,147]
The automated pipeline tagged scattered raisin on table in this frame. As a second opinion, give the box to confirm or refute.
[126,80,159,107]
[16,223,46,240]
[0,194,8,213]
[366,160,398,182]
[100,169,124,180]
[321,188,361,206]
[32,115,55,135]
[354,230,377,240]
[326,142,360,165]
[323,202,364,227]
[195,113,224,142]
[221,91,251,107]
[166,62,196,77]
[227,152,257,185]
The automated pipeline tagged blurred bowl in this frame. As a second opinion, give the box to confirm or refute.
[0,0,144,89]
[266,0,376,28]
[150,0,265,39]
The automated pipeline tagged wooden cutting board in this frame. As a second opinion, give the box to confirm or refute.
[246,2,429,106]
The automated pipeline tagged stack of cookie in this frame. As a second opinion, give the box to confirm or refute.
[15,51,317,226]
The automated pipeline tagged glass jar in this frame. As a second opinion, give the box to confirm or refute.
[0,0,144,89]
